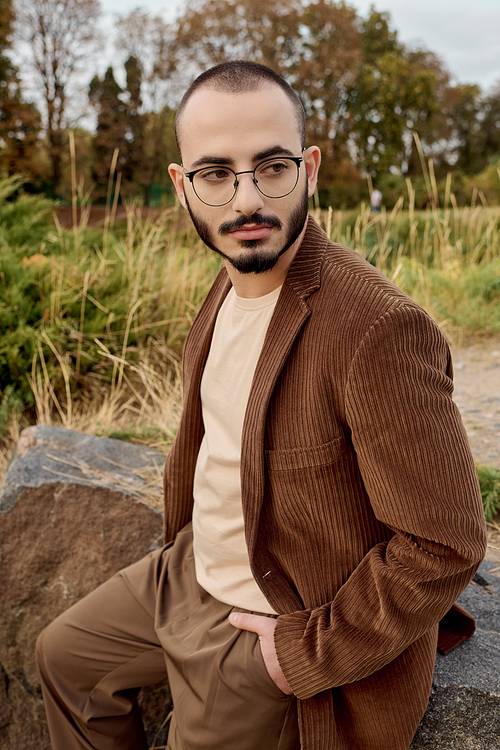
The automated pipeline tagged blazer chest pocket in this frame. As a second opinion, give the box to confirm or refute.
[265,435,349,472]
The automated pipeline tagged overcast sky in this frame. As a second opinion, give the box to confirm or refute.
[101,0,500,92]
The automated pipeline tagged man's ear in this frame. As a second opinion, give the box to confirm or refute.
[168,163,187,208]
[303,146,321,197]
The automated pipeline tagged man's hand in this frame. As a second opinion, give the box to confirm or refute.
[229,612,293,695]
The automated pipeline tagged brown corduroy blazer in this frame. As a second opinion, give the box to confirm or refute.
[163,217,487,750]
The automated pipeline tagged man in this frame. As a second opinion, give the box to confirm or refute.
[36,61,486,750]
[370,187,382,212]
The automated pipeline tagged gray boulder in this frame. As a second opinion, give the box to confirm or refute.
[0,426,170,750]
[0,423,167,513]
[411,560,500,749]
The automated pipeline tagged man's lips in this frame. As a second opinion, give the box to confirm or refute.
[228,224,274,241]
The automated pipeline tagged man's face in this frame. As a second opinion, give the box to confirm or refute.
[169,85,319,275]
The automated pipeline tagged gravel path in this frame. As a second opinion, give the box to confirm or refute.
[451,335,500,568]
[451,336,500,469]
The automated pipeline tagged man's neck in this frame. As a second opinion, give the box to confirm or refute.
[225,218,308,299]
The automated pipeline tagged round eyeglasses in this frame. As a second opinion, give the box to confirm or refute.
[183,156,304,207]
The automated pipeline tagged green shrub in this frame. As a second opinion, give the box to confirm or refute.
[0,384,23,438]
[0,175,56,251]
[476,464,500,522]
[0,176,220,410]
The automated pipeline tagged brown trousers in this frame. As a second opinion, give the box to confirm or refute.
[35,524,300,750]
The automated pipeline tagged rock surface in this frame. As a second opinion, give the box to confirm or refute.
[411,559,500,749]
[0,426,170,750]
[1,425,499,749]
[0,423,166,513]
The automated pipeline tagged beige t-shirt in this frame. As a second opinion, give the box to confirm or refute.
[192,285,281,613]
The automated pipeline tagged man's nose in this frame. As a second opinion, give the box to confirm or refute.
[231,172,265,215]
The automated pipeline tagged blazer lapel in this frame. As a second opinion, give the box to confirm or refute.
[241,217,327,557]
[180,217,327,558]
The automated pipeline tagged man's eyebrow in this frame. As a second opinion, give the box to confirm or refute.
[187,146,296,170]
[188,155,235,169]
[253,146,295,161]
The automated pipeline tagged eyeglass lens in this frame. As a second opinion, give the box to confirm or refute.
[192,158,300,206]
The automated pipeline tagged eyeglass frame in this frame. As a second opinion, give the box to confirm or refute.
[182,154,305,207]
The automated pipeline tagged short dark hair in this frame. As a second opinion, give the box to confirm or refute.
[175,60,306,156]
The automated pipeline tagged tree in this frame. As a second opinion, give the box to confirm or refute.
[351,9,451,178]
[293,1,362,192]
[114,11,180,202]
[403,49,453,176]
[15,0,102,194]
[353,52,412,175]
[0,0,41,180]
[89,58,178,203]
[171,0,361,193]
[479,83,500,167]
[351,9,410,175]
[171,0,303,77]
[121,56,177,204]
[360,5,401,65]
[114,9,176,112]
[89,66,128,197]
[443,83,483,175]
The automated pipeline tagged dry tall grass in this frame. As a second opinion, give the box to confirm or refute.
[26,204,218,452]
[1,150,500,491]
[311,148,500,346]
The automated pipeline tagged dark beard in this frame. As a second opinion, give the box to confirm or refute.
[185,182,309,274]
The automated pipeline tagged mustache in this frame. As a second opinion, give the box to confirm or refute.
[218,213,282,235]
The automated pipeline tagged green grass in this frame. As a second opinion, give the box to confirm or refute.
[476,465,500,522]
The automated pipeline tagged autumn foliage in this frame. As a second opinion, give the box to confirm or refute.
[1,0,499,206]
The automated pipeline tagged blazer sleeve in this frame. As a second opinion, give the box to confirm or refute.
[274,303,487,700]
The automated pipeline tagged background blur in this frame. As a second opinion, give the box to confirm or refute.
[2,0,500,208]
